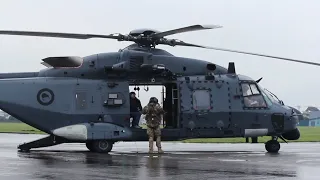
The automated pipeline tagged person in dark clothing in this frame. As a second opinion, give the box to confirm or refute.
[130,92,142,128]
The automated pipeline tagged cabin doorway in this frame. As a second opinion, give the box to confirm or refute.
[129,83,178,128]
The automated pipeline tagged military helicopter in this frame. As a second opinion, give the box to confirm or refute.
[0,24,319,154]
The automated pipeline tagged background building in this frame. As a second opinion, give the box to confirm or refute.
[0,110,20,122]
[298,106,320,127]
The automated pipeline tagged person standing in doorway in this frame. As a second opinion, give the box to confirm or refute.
[130,92,142,128]
[142,97,165,154]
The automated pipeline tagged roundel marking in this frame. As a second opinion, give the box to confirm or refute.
[37,88,54,106]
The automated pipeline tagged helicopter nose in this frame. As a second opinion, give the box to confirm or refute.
[281,114,300,140]
[282,127,300,140]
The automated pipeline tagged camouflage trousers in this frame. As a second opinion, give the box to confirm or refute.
[147,126,163,153]
[147,125,161,137]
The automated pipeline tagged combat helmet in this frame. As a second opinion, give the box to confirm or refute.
[149,97,158,104]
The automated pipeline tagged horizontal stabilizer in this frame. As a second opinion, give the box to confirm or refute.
[42,56,83,68]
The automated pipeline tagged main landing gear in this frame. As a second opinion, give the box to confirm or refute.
[17,136,114,153]
[265,136,281,153]
[86,140,114,153]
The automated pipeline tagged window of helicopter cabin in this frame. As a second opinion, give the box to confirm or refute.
[192,89,211,110]
[241,83,267,108]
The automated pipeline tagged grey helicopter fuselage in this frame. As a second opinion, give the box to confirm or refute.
[0,44,300,144]
[0,24,315,153]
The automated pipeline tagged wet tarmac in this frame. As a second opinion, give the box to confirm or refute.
[0,133,320,180]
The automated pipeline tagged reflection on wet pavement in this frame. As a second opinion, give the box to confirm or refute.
[0,133,319,180]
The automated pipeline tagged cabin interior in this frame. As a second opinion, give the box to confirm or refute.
[129,83,179,129]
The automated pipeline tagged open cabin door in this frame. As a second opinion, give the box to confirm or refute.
[162,83,179,128]
[99,81,130,126]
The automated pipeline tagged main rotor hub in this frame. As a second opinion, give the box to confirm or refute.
[128,28,162,48]
[129,28,161,37]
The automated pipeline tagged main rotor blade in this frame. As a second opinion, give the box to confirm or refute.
[0,30,123,40]
[152,24,222,38]
[172,41,320,67]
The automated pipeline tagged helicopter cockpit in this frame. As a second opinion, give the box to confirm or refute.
[241,82,269,108]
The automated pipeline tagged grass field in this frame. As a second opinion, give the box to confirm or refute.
[0,122,319,143]
[0,122,45,134]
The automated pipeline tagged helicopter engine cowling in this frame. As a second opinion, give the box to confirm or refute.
[140,64,166,72]
[104,62,168,74]
[104,61,128,73]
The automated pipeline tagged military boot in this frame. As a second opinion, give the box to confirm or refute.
[156,136,164,154]
[148,137,154,154]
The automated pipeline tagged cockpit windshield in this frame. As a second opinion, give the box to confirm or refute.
[262,88,283,105]
[241,82,268,108]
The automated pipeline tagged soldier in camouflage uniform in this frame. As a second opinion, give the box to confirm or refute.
[142,97,165,154]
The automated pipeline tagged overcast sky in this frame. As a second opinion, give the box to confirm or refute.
[0,0,319,110]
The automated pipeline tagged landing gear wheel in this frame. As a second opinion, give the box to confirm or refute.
[265,140,280,153]
[86,141,95,152]
[92,140,113,153]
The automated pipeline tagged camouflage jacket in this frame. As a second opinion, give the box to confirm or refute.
[142,102,165,128]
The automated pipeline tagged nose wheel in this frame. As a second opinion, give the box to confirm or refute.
[265,138,280,153]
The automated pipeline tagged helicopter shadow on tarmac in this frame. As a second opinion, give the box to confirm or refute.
[16,148,282,160]
[16,149,297,179]
[16,149,179,179]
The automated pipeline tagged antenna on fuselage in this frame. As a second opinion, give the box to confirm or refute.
[256,77,263,83]
[227,62,236,74]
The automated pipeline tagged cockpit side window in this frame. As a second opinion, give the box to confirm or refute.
[241,82,268,108]
[241,83,251,96]
[249,84,260,95]
[261,91,273,106]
